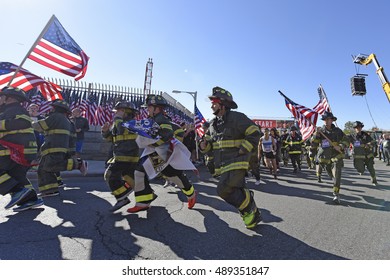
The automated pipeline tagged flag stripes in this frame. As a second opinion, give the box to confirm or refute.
[28,16,89,81]
[280,91,318,141]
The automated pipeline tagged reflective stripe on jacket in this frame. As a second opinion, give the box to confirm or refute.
[202,111,260,175]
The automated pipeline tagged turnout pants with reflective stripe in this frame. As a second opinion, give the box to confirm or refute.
[134,164,195,205]
[38,152,77,193]
[104,161,136,201]
[353,156,376,179]
[318,159,343,193]
[217,169,256,214]
[0,156,37,202]
[289,153,301,170]
[248,154,260,180]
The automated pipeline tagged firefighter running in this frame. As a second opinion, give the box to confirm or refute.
[127,94,197,213]
[311,111,349,204]
[348,121,378,186]
[101,101,140,212]
[199,86,262,229]
[32,99,88,197]
[0,87,43,211]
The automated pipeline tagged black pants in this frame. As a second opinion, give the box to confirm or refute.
[104,161,137,200]
[0,157,37,202]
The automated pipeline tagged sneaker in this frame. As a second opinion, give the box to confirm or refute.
[372,179,378,186]
[111,197,131,212]
[127,204,150,213]
[5,188,33,209]
[79,160,88,176]
[242,208,262,229]
[163,180,170,188]
[127,193,157,213]
[332,192,340,204]
[188,191,197,209]
[255,180,261,186]
[13,198,44,212]
[38,190,60,198]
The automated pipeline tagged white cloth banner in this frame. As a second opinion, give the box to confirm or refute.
[136,135,196,179]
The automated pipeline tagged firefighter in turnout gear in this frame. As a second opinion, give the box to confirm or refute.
[280,129,289,166]
[201,121,216,178]
[127,94,197,213]
[32,99,88,197]
[284,126,303,173]
[311,111,349,204]
[0,87,43,211]
[101,101,139,212]
[348,121,378,186]
[199,86,262,229]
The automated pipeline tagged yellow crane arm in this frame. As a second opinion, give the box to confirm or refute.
[354,53,390,103]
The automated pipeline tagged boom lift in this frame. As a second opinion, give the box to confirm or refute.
[353,53,390,102]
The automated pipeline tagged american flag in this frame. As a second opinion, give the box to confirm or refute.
[280,91,318,141]
[86,93,98,125]
[0,62,62,101]
[30,94,52,115]
[313,85,331,115]
[28,15,89,81]
[194,105,206,137]
[136,107,149,120]
[104,96,115,123]
[78,91,89,116]
[95,94,113,126]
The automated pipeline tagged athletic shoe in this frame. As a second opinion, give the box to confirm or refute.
[255,180,261,185]
[127,204,150,213]
[163,180,170,188]
[127,194,157,213]
[79,160,88,176]
[38,190,60,198]
[188,191,197,209]
[5,188,33,209]
[332,192,340,204]
[13,198,44,212]
[372,179,378,186]
[111,197,131,212]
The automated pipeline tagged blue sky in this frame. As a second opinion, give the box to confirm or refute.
[2,0,390,130]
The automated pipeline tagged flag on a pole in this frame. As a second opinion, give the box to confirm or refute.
[313,85,331,115]
[28,15,89,81]
[0,62,62,101]
[279,91,318,141]
[194,105,207,137]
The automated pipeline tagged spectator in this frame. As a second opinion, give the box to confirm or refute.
[70,108,89,158]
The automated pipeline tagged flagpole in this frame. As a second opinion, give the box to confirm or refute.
[7,14,56,86]
[278,90,342,153]
[318,84,338,127]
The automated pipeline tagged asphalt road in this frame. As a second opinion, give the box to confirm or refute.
[1,158,390,260]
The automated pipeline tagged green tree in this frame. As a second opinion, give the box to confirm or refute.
[344,121,354,135]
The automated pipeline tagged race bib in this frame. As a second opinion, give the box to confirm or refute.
[321,139,330,148]
[354,140,361,147]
